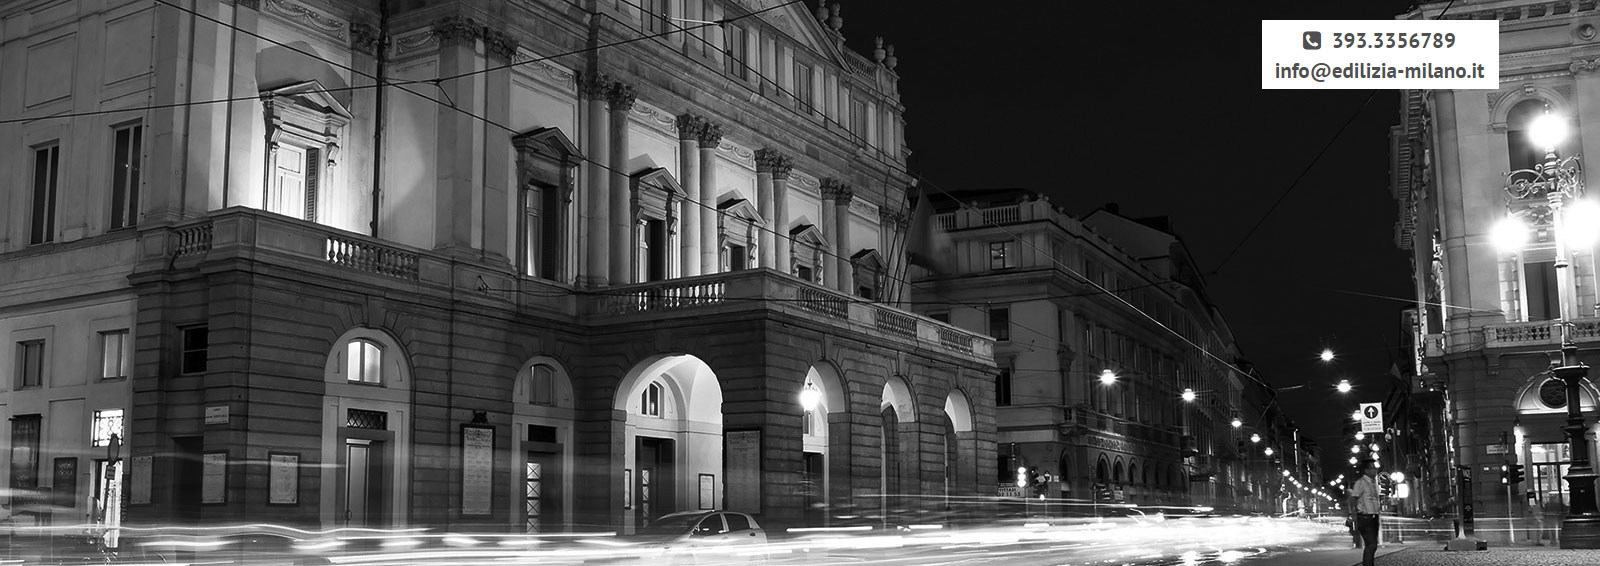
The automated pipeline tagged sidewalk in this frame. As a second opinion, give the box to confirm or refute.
[1244,543,1411,566]
[1376,543,1600,565]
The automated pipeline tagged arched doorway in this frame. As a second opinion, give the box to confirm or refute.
[512,356,576,532]
[801,362,846,525]
[943,389,974,512]
[319,327,413,529]
[881,375,916,524]
[614,354,724,531]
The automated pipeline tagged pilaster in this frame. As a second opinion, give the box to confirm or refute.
[698,124,723,274]
[607,81,637,284]
[581,72,611,287]
[676,114,707,277]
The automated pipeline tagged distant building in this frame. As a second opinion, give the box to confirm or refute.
[0,0,997,534]
[908,191,1307,513]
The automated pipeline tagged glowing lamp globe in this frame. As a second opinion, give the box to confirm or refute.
[1492,216,1529,253]
[1390,471,1406,482]
[1264,447,1275,456]
[799,385,822,413]
[1182,388,1197,402]
[1563,199,1600,247]
[1530,113,1570,150]
[1231,418,1242,428]
[1250,434,1261,443]
[1099,369,1117,385]
[1337,379,1352,393]
[1320,349,1335,362]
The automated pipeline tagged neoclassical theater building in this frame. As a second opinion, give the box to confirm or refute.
[0,0,997,533]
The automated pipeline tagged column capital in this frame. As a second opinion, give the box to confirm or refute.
[433,15,483,47]
[606,81,637,111]
[579,71,611,98]
[755,148,794,179]
[821,178,853,202]
[675,113,708,141]
[483,27,520,63]
[235,0,260,10]
[879,207,908,230]
[351,23,385,56]
[696,122,723,149]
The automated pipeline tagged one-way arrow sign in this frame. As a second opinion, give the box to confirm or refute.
[1360,402,1383,434]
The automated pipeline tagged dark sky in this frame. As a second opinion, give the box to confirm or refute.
[833,1,1420,469]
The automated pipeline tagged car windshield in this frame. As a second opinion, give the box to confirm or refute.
[637,513,711,536]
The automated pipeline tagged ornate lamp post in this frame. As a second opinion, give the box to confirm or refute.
[1498,109,1600,548]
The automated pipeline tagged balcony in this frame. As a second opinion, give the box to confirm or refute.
[1483,318,1600,350]
[591,270,994,364]
[143,208,992,365]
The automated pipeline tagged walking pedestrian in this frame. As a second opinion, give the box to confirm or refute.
[1347,459,1382,566]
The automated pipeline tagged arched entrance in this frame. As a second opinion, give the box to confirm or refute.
[881,375,916,524]
[614,354,724,531]
[801,362,846,525]
[319,327,413,529]
[511,356,576,532]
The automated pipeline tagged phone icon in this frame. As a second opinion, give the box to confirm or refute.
[1303,31,1321,50]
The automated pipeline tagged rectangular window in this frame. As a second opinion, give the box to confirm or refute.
[92,409,125,447]
[640,0,668,35]
[531,365,554,406]
[989,307,1010,341]
[646,218,668,282]
[1527,260,1560,321]
[100,330,128,379]
[996,367,1012,407]
[728,244,747,271]
[17,340,45,388]
[346,339,382,384]
[990,240,1017,270]
[796,264,814,282]
[725,25,748,78]
[180,326,208,374]
[9,414,41,492]
[31,144,60,244]
[850,98,868,143]
[794,61,814,112]
[110,124,143,230]
[270,145,306,218]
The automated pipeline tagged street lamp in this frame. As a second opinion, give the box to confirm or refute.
[1231,417,1242,429]
[1320,349,1335,363]
[1099,369,1117,385]
[1499,108,1600,547]
[1181,388,1197,402]
[799,381,821,413]
[1250,433,1261,443]
[1336,379,1352,393]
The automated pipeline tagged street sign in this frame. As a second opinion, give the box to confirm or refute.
[998,484,1023,498]
[1360,403,1383,433]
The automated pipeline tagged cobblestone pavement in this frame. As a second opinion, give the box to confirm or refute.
[1376,545,1600,565]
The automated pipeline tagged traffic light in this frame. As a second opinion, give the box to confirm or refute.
[1500,464,1510,485]
[1379,475,1393,498]
[1015,466,1027,488]
[1030,467,1048,497]
[1507,463,1526,485]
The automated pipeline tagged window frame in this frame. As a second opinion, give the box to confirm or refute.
[641,382,663,417]
[530,364,555,406]
[989,307,1011,342]
[261,82,349,224]
[110,122,144,230]
[346,338,383,385]
[17,340,46,389]
[91,408,125,447]
[996,367,1012,407]
[989,240,1017,270]
[180,325,209,375]
[100,329,129,380]
[30,142,61,245]
[794,60,814,112]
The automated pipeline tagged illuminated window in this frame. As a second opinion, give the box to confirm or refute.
[100,330,128,379]
[990,240,1017,269]
[92,409,124,447]
[641,382,663,417]
[346,339,382,384]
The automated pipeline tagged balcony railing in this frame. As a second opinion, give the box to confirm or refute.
[593,270,994,363]
[326,235,419,280]
[1484,318,1600,349]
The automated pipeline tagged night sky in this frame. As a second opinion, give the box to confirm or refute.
[833,1,1422,471]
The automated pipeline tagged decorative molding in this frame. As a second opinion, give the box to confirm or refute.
[716,138,753,162]
[1572,57,1600,73]
[265,0,347,41]
[236,0,261,10]
[631,101,678,133]
[788,171,821,197]
[393,28,437,56]
[512,51,576,89]
[350,23,383,56]
[821,178,853,202]
[433,15,483,47]
[848,197,878,219]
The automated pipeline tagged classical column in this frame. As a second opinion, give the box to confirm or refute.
[433,15,482,254]
[698,123,723,274]
[224,0,261,211]
[581,73,611,287]
[754,149,779,269]
[675,114,704,277]
[608,81,637,285]
[819,178,839,289]
[480,27,517,263]
[833,183,854,294]
[756,149,794,275]
[878,206,907,303]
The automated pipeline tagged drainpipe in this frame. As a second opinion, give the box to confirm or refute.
[369,0,389,237]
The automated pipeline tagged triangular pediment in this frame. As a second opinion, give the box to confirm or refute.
[631,167,684,197]
[718,198,766,225]
[513,127,583,165]
[262,80,350,120]
[851,248,884,269]
[732,0,865,77]
[789,224,828,248]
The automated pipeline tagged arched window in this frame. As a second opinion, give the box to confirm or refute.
[640,382,663,417]
[1113,460,1124,484]
[1507,99,1557,173]
[530,364,555,406]
[1129,463,1139,486]
[346,339,382,384]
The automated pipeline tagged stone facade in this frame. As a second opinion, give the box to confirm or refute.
[0,0,990,535]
